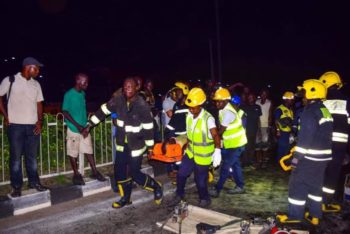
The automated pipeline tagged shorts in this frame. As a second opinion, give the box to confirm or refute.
[66,128,93,158]
[255,127,270,151]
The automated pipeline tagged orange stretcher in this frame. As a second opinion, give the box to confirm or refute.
[148,143,183,163]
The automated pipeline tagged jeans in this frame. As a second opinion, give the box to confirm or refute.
[8,124,40,189]
[216,147,245,191]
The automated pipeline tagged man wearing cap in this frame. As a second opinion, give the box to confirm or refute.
[0,57,47,197]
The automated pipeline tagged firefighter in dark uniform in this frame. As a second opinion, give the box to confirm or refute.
[277,79,333,225]
[319,71,349,212]
[83,77,163,208]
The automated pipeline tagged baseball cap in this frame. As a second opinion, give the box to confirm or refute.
[22,57,44,67]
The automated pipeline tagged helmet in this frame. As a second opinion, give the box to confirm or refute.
[282,91,294,100]
[300,79,327,99]
[231,95,241,105]
[212,87,231,100]
[175,82,189,95]
[319,71,343,89]
[185,88,206,107]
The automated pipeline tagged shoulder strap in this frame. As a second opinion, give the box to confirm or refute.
[7,75,15,102]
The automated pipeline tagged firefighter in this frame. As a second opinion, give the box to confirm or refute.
[83,77,163,208]
[169,88,221,208]
[275,91,294,162]
[319,71,349,212]
[209,88,247,197]
[277,79,333,225]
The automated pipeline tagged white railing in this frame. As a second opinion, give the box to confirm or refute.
[0,113,114,185]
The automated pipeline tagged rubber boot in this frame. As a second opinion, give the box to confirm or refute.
[112,179,132,208]
[144,176,163,205]
[304,212,319,225]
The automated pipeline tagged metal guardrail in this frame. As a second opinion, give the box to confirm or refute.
[0,113,113,185]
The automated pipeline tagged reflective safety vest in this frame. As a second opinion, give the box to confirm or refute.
[237,109,245,119]
[219,103,247,149]
[276,104,293,132]
[186,110,215,166]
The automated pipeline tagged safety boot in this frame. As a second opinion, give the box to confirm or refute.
[322,203,341,213]
[112,179,132,209]
[304,212,319,225]
[276,214,302,224]
[144,176,163,205]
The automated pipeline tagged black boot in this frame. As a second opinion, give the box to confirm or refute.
[144,176,163,205]
[112,179,132,208]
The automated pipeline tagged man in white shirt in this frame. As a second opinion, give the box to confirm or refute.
[0,57,47,197]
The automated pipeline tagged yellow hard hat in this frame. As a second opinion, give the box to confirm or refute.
[319,71,343,89]
[175,82,189,95]
[185,88,206,107]
[212,87,231,100]
[282,91,294,100]
[300,79,327,100]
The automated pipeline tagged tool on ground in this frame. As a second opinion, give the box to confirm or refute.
[171,201,188,234]
[196,218,244,234]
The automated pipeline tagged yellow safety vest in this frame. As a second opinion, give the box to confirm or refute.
[276,104,293,132]
[186,110,215,166]
[219,103,247,149]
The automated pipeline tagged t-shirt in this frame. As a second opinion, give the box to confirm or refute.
[62,88,88,133]
[0,72,44,124]
[241,104,262,137]
[219,108,236,127]
[256,99,271,127]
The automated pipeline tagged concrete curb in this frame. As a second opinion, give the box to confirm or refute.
[0,165,154,218]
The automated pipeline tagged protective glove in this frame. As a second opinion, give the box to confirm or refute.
[212,148,222,168]
[291,157,298,169]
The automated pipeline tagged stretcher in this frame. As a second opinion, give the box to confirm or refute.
[149,143,183,163]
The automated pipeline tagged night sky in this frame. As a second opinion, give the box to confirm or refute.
[1,0,349,103]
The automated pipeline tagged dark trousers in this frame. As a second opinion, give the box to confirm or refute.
[323,142,347,202]
[8,124,40,189]
[114,145,147,186]
[176,154,209,200]
[288,159,328,219]
[242,134,255,166]
[217,147,245,190]
[277,131,291,162]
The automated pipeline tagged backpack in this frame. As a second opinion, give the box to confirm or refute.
[2,75,15,110]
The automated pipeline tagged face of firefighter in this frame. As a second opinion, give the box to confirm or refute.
[284,99,294,107]
[215,100,226,110]
[123,78,137,100]
[22,65,40,79]
[189,106,202,118]
[76,74,89,91]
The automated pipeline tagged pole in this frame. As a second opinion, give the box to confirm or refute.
[209,39,215,81]
[215,0,222,82]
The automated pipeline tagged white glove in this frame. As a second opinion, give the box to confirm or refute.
[212,148,222,168]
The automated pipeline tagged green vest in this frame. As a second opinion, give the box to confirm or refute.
[219,103,247,149]
[276,104,293,132]
[186,110,215,166]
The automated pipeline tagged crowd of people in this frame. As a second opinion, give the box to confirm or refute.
[0,57,349,227]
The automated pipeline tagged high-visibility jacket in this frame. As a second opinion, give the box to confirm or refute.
[89,95,154,157]
[276,104,294,132]
[323,88,349,144]
[219,103,247,149]
[293,100,333,161]
[186,109,215,166]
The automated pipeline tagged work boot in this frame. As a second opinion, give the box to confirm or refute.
[144,176,163,205]
[72,173,85,185]
[208,187,220,198]
[91,170,107,182]
[28,183,48,192]
[322,203,341,213]
[227,186,245,194]
[304,212,319,225]
[198,199,211,208]
[276,214,302,224]
[112,179,132,209]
